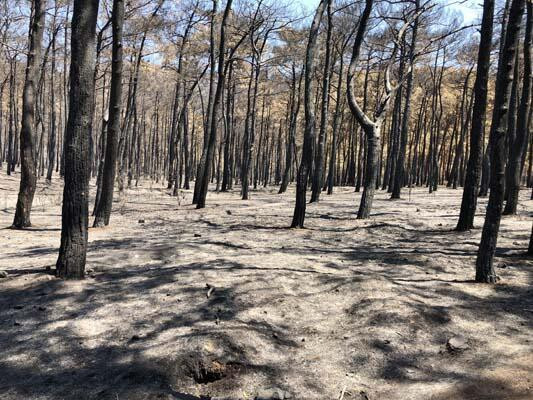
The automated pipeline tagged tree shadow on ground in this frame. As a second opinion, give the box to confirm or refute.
[1,186,532,399]
[0,253,325,399]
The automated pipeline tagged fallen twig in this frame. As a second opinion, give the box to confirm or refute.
[338,385,347,400]
[206,283,215,298]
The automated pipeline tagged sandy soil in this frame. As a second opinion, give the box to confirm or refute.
[0,169,532,400]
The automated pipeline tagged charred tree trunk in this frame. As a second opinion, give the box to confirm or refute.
[291,0,327,228]
[503,0,532,215]
[279,64,301,194]
[241,51,257,200]
[46,5,59,182]
[449,67,474,189]
[391,4,419,199]
[346,0,376,219]
[327,40,348,195]
[7,60,16,176]
[476,0,525,283]
[193,1,218,205]
[310,0,332,203]
[56,0,99,279]
[196,0,233,209]
[13,0,45,228]
[93,0,124,227]
[347,0,414,218]
[221,64,234,192]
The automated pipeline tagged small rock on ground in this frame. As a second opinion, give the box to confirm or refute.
[255,387,292,400]
[446,336,470,352]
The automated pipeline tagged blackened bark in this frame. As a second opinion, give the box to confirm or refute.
[196,0,233,209]
[183,106,191,189]
[221,64,234,192]
[347,0,412,218]
[46,6,59,182]
[93,0,124,227]
[503,0,532,215]
[391,4,419,199]
[356,52,372,193]
[456,0,495,231]
[347,0,376,218]
[168,82,180,189]
[503,51,520,198]
[358,131,380,218]
[386,65,403,193]
[479,147,490,196]
[346,0,376,219]
[93,111,108,216]
[279,64,301,194]
[310,0,332,203]
[173,67,205,195]
[275,118,283,185]
[327,41,348,195]
[291,0,327,228]
[449,67,474,189]
[56,0,99,279]
[13,0,45,228]
[193,0,218,205]
[476,0,525,283]
[241,50,257,200]
[7,60,16,175]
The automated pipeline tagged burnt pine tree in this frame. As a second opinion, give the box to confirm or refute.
[456,0,495,231]
[241,2,265,200]
[93,0,125,227]
[46,3,60,182]
[475,0,525,283]
[195,0,233,209]
[391,0,421,199]
[503,0,532,215]
[193,0,218,205]
[56,0,100,279]
[346,0,374,219]
[279,63,302,194]
[478,0,512,198]
[291,0,327,228]
[310,0,333,203]
[347,0,421,218]
[12,0,45,228]
[327,30,354,195]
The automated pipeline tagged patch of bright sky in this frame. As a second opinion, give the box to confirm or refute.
[297,0,482,24]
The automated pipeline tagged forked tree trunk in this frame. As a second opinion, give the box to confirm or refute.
[347,0,409,218]
[56,0,99,279]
